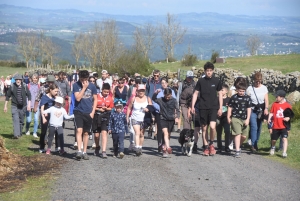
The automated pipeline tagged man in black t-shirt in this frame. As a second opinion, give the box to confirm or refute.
[191,62,223,156]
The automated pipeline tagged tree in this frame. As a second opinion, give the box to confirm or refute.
[72,33,83,67]
[159,13,187,63]
[27,33,39,67]
[44,37,60,68]
[210,50,219,63]
[17,33,32,68]
[133,23,157,59]
[247,36,261,56]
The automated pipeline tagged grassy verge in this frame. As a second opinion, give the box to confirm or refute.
[0,66,28,77]
[0,176,55,201]
[0,101,39,156]
[153,54,300,75]
[0,101,56,199]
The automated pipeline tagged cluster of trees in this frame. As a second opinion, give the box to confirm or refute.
[17,32,59,68]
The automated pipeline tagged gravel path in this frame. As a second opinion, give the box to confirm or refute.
[51,121,300,201]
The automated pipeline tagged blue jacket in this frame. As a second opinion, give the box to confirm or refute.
[108,111,128,133]
[146,78,161,97]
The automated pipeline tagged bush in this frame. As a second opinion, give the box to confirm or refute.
[210,50,219,63]
[181,54,197,66]
[113,49,154,76]
[167,57,177,63]
[0,60,26,67]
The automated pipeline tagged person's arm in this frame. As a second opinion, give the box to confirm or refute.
[74,81,89,102]
[108,114,113,133]
[4,86,11,113]
[174,99,180,123]
[91,94,97,118]
[264,92,269,115]
[227,106,232,124]
[191,90,199,114]
[245,107,252,126]
[126,97,134,122]
[176,82,182,103]
[25,85,31,111]
[66,81,71,97]
[34,87,43,113]
[218,90,223,117]
[41,105,48,124]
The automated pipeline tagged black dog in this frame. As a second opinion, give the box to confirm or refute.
[178,129,194,157]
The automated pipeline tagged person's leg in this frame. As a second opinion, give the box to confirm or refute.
[255,119,263,150]
[11,105,20,137]
[181,106,191,129]
[155,113,163,146]
[250,112,258,150]
[216,122,223,149]
[133,125,141,147]
[162,128,170,148]
[25,110,32,133]
[33,108,39,134]
[18,106,26,136]
[112,133,118,155]
[94,131,100,147]
[47,127,55,149]
[82,131,89,153]
[40,115,49,150]
[119,132,125,153]
[76,128,83,152]
[235,134,241,151]
[57,127,64,151]
[101,130,108,152]
[54,132,59,149]
[177,109,182,131]
[223,121,231,148]
[202,125,208,146]
[282,138,288,153]
[140,129,145,146]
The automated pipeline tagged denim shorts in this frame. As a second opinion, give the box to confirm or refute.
[131,119,145,128]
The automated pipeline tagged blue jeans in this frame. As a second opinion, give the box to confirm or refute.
[26,108,40,134]
[250,111,263,149]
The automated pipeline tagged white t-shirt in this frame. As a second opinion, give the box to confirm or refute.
[246,85,268,105]
[43,106,74,127]
[96,78,112,92]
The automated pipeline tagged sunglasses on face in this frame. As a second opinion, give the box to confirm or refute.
[89,80,95,83]
[153,75,159,77]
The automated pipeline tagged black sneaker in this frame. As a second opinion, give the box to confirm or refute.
[176,129,181,133]
[192,144,198,153]
[76,151,83,160]
[136,148,141,156]
[225,147,231,153]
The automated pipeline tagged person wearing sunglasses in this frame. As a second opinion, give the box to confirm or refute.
[113,78,128,106]
[96,70,112,93]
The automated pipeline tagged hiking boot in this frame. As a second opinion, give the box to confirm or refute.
[270,148,275,155]
[251,146,257,153]
[192,144,198,153]
[135,148,141,156]
[33,133,38,138]
[209,145,216,156]
[76,151,83,160]
[158,144,162,153]
[282,152,287,158]
[82,153,89,160]
[203,148,209,156]
[119,152,124,159]
[46,149,51,155]
[101,152,108,159]
[94,147,100,156]
[235,150,241,158]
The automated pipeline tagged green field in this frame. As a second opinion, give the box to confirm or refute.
[153,54,300,75]
[0,66,28,78]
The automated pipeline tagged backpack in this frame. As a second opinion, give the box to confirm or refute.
[181,80,196,107]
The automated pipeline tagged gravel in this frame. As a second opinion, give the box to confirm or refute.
[51,121,300,201]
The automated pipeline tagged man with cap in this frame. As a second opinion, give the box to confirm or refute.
[176,70,196,131]
[96,70,112,92]
[34,74,63,113]
[4,74,31,139]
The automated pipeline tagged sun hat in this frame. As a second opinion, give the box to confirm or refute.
[55,96,64,104]
[14,74,23,80]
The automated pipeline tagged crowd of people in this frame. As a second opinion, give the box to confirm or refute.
[3,62,294,159]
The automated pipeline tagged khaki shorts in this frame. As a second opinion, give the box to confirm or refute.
[231,117,249,136]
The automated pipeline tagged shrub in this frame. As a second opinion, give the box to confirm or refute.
[0,60,26,67]
[210,50,219,63]
[167,57,177,63]
[181,54,197,66]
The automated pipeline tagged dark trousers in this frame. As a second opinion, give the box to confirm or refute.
[216,117,231,148]
[155,113,165,146]
[112,132,125,154]
[48,126,64,150]
[11,105,26,137]
[40,115,58,149]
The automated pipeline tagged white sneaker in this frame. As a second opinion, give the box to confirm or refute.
[270,148,275,155]
[229,141,233,150]
[39,149,45,153]
[33,133,38,138]
[55,147,61,152]
[247,139,252,146]
[26,131,30,135]
[74,142,78,149]
[92,143,96,149]
[282,152,287,158]
[89,135,93,140]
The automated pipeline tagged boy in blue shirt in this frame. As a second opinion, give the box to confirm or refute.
[108,100,128,159]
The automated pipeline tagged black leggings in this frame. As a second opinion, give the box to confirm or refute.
[48,126,64,150]
[155,113,165,146]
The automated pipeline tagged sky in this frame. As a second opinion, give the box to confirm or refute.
[1,0,300,16]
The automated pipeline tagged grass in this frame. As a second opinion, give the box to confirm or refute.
[0,66,28,77]
[0,176,55,201]
[153,54,300,75]
[0,101,39,156]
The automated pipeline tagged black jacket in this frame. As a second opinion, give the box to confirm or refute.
[6,82,31,107]
[152,93,180,121]
[283,108,294,130]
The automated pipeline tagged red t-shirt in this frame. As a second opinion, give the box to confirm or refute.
[270,102,292,129]
[96,93,114,109]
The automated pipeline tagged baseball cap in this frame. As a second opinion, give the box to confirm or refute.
[101,70,108,74]
[275,90,286,97]
[135,76,142,84]
[186,70,194,78]
[137,84,146,90]
[55,96,64,104]
[142,77,147,84]
[115,100,123,107]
